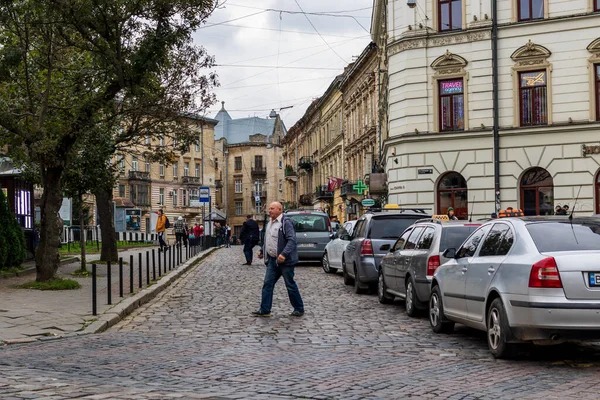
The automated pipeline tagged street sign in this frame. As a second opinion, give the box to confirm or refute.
[199,186,210,204]
[361,199,375,207]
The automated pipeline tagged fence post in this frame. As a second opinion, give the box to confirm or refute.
[146,251,150,285]
[138,252,142,288]
[152,249,156,281]
[119,257,123,298]
[163,246,167,274]
[158,248,162,277]
[92,263,97,316]
[96,226,100,252]
[129,254,134,294]
[107,260,112,305]
[168,246,172,271]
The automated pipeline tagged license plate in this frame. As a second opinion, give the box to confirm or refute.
[589,273,600,286]
[298,243,315,248]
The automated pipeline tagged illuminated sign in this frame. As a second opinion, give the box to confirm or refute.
[521,71,546,87]
[440,80,463,95]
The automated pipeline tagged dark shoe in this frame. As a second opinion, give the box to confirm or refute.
[251,310,271,317]
[289,311,304,317]
[241,262,251,265]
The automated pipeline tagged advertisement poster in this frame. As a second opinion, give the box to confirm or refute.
[125,208,142,231]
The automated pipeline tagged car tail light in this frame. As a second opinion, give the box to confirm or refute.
[427,255,441,276]
[529,257,562,288]
[360,240,374,256]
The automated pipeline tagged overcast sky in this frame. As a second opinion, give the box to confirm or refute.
[194,0,374,129]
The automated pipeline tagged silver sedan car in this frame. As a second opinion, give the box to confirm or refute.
[322,220,356,274]
[429,216,600,358]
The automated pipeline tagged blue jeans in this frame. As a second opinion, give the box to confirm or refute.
[260,257,304,313]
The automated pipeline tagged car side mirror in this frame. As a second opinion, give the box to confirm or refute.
[380,244,391,252]
[443,248,457,259]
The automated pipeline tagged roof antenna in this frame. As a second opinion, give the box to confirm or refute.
[469,195,475,222]
[569,185,582,222]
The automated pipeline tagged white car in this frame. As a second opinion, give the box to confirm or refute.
[322,220,356,274]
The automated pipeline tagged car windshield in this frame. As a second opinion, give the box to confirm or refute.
[289,215,329,232]
[369,217,422,239]
[527,221,600,252]
[440,226,480,252]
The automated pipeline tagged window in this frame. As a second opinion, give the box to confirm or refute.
[173,161,179,178]
[172,189,178,206]
[369,217,419,240]
[526,221,600,252]
[596,0,600,12]
[159,163,165,177]
[404,227,425,250]
[518,0,544,21]
[288,215,329,232]
[215,158,218,171]
[255,155,263,169]
[440,226,480,252]
[145,135,151,145]
[456,227,488,258]
[439,79,464,131]
[279,179,283,192]
[118,184,125,198]
[195,138,200,152]
[520,70,548,126]
[235,180,242,193]
[279,157,283,169]
[255,202,262,214]
[195,163,200,177]
[184,162,189,177]
[417,227,436,250]
[159,136,164,146]
[119,155,125,172]
[235,200,243,216]
[437,172,468,219]
[189,189,199,205]
[439,0,462,31]
[145,159,151,172]
[235,157,242,171]
[479,224,512,257]
[521,167,554,216]
[596,65,600,121]
[181,189,187,207]
[159,188,165,205]
[393,229,413,251]
[132,156,138,171]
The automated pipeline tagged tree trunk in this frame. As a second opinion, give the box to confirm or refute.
[36,167,64,281]
[79,193,87,271]
[95,187,118,262]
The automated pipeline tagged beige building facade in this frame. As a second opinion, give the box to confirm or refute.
[378,0,600,220]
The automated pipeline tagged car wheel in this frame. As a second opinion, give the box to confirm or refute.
[405,277,419,317]
[429,286,454,334]
[322,253,334,274]
[354,265,367,294]
[342,256,353,286]
[487,298,517,359]
[378,269,393,304]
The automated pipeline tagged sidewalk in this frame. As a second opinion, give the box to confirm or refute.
[0,244,218,345]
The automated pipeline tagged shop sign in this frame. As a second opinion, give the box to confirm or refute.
[418,168,433,175]
[361,199,375,207]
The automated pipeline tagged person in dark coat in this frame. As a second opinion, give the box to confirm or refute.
[239,214,260,265]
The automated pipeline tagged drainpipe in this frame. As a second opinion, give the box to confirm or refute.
[492,0,500,214]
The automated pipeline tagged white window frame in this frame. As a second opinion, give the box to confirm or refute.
[159,163,165,177]
[235,200,243,216]
[235,180,243,193]
[184,162,189,177]
[173,161,179,178]
[172,189,178,206]
[195,163,200,177]
[132,156,138,171]
[145,159,151,172]
[159,188,164,205]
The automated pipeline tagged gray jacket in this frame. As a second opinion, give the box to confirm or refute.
[262,216,298,267]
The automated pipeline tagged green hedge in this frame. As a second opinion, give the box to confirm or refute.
[0,188,26,269]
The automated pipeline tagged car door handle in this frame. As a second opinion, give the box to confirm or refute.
[488,267,495,274]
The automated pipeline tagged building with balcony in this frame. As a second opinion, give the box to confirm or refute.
[213,102,286,238]
[376,0,600,220]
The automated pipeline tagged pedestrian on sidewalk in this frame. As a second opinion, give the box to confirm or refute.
[239,214,259,265]
[225,223,232,248]
[253,202,304,318]
[174,216,186,247]
[156,209,168,250]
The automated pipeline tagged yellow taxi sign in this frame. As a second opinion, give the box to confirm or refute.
[432,215,450,221]
[383,204,401,209]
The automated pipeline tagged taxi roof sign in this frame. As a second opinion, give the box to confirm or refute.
[383,204,401,209]
[498,208,524,218]
[432,215,450,221]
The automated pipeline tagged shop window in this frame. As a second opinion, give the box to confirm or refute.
[518,0,544,21]
[519,70,548,126]
[437,172,468,220]
[520,167,554,216]
[439,0,462,31]
[439,79,465,131]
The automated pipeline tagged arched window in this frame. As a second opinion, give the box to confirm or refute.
[520,167,554,216]
[437,172,468,219]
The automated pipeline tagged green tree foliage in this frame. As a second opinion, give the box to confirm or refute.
[0,0,219,280]
[0,189,26,269]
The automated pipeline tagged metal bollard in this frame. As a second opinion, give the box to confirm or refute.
[138,252,142,288]
[92,263,97,316]
[146,251,150,285]
[168,246,172,271]
[163,246,167,274]
[158,247,162,277]
[119,257,123,298]
[107,260,112,305]
[129,254,134,294]
[152,249,156,281]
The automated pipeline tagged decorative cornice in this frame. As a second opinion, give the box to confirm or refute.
[388,29,491,56]
[511,40,551,62]
[588,37,600,54]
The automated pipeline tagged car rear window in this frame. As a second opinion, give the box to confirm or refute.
[526,221,600,252]
[289,215,329,232]
[440,226,480,252]
[369,217,422,240]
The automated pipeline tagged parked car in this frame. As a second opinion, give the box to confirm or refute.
[322,220,357,274]
[429,216,600,358]
[343,208,430,294]
[378,219,481,316]
[285,210,332,263]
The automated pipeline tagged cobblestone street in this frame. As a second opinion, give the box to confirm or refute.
[2,247,600,399]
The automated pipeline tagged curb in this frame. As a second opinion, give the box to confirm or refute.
[0,257,80,279]
[0,248,218,346]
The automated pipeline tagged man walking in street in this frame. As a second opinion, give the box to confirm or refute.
[253,202,304,318]
[239,214,259,265]
[174,216,185,247]
[156,209,167,250]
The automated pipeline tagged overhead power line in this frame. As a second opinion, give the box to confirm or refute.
[199,10,268,28]
[225,3,373,15]
[217,75,337,90]
[200,22,368,39]
[215,64,342,71]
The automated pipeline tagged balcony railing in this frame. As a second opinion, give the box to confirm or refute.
[284,168,297,177]
[251,166,267,175]
[315,186,334,200]
[299,193,313,206]
[340,182,357,196]
[128,170,151,181]
[298,156,313,170]
[181,176,201,185]
[252,190,267,198]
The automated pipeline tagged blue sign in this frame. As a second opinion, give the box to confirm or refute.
[199,186,210,204]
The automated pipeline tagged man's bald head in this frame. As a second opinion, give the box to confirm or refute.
[268,201,283,220]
